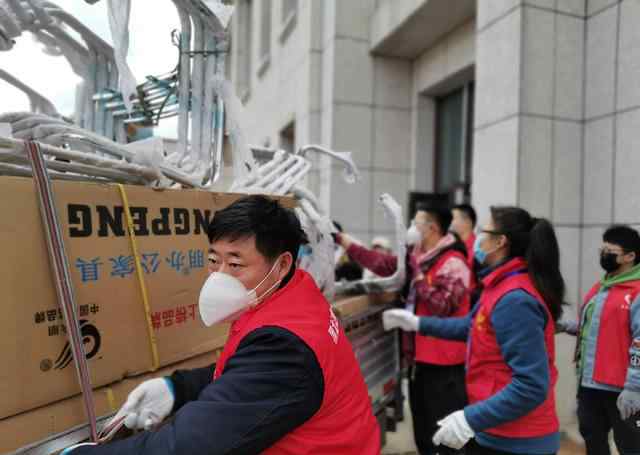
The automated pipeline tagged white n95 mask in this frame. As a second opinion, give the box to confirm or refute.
[406,225,422,246]
[198,258,282,327]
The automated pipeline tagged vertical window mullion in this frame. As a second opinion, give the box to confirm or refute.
[460,84,469,186]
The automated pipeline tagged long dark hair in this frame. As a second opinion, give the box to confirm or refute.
[490,206,565,321]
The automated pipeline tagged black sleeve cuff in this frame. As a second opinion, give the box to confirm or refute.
[169,363,216,413]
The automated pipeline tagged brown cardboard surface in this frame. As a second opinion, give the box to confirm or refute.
[0,349,221,453]
[332,292,398,319]
[1,177,291,418]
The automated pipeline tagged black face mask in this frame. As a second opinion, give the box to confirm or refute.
[600,252,620,273]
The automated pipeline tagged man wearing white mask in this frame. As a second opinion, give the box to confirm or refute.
[61,195,379,455]
[335,204,472,455]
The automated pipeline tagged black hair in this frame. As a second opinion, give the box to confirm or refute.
[453,204,477,228]
[415,202,452,234]
[335,260,363,281]
[332,220,344,233]
[490,206,565,322]
[208,196,308,280]
[603,225,640,265]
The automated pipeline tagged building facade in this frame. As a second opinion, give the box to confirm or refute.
[229,0,640,430]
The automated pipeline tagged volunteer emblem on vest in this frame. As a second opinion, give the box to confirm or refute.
[475,311,487,331]
[328,308,340,344]
[54,320,101,370]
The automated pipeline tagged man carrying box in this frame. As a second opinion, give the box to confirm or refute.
[62,195,380,454]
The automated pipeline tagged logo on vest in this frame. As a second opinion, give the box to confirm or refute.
[475,312,487,332]
[623,294,634,310]
[328,308,339,344]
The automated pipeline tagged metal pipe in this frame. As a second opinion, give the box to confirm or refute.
[186,15,205,171]
[0,70,59,116]
[41,4,114,59]
[266,158,310,194]
[94,53,109,136]
[0,150,148,184]
[200,32,217,174]
[0,136,155,179]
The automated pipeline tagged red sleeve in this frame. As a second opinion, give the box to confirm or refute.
[346,243,398,277]
[414,256,470,317]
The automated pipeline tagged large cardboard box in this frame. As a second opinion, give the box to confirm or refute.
[332,292,398,320]
[1,176,282,419]
[0,349,221,453]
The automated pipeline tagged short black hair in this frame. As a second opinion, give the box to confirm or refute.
[603,225,640,264]
[335,261,363,281]
[453,204,477,228]
[208,195,308,265]
[332,220,343,233]
[415,202,452,234]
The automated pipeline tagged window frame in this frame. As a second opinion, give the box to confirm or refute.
[433,81,474,201]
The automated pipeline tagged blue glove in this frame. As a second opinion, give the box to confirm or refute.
[60,442,98,454]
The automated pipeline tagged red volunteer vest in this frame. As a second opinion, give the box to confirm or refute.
[465,234,476,269]
[579,279,640,388]
[466,258,559,438]
[413,249,470,365]
[214,270,380,455]
[464,233,477,291]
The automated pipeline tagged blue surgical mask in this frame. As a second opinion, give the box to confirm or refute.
[473,234,490,265]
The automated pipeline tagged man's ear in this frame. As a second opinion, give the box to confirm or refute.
[278,252,294,280]
[626,251,637,266]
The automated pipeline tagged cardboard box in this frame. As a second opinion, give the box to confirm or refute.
[0,349,221,453]
[1,177,295,419]
[332,292,398,320]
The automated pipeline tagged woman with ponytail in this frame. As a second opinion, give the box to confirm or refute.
[383,206,565,455]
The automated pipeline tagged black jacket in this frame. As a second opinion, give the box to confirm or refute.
[72,327,324,454]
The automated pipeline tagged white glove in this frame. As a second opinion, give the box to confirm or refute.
[379,193,402,222]
[618,389,640,420]
[555,319,579,336]
[382,309,419,332]
[432,410,475,450]
[110,377,175,430]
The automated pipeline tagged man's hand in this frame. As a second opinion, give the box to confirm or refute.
[617,389,640,420]
[555,319,578,336]
[382,309,419,332]
[432,410,475,450]
[333,232,356,250]
[110,378,175,430]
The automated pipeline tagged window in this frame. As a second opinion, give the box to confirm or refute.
[280,122,295,154]
[435,82,474,203]
[258,0,272,75]
[236,0,253,98]
[279,0,297,42]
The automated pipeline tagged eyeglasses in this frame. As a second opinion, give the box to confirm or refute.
[476,229,504,236]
